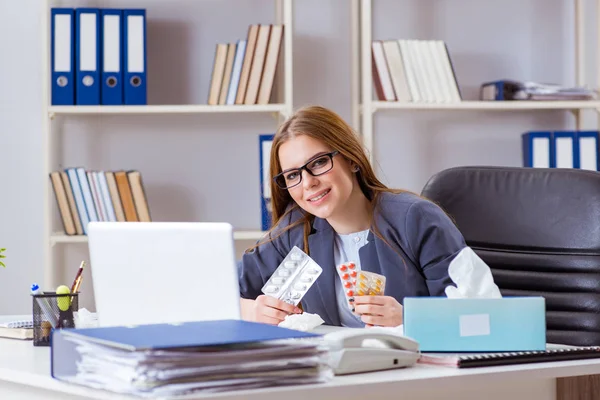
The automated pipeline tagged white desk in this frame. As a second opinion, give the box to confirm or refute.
[0,338,599,400]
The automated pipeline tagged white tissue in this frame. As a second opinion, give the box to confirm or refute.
[444,246,502,299]
[278,312,325,331]
[74,308,99,328]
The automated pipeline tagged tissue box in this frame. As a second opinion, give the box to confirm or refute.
[403,297,546,352]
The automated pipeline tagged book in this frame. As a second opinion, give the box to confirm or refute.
[418,344,600,368]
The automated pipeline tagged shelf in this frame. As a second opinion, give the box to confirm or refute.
[368,101,600,112]
[50,230,266,245]
[48,104,288,116]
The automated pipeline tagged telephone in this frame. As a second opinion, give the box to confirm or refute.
[323,329,420,375]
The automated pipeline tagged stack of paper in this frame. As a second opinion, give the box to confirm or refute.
[514,81,597,100]
[51,320,331,397]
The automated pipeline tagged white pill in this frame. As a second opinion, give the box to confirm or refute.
[294,283,307,291]
[300,276,313,283]
[278,269,291,277]
[290,252,303,261]
[284,261,297,269]
[264,285,279,293]
[272,277,285,285]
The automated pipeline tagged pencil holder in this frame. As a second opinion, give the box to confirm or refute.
[31,292,79,347]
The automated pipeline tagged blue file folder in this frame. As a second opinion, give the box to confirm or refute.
[522,131,553,168]
[575,131,600,171]
[123,9,147,105]
[51,8,75,105]
[101,9,124,105]
[51,320,320,383]
[75,8,101,105]
[52,320,319,354]
[553,131,576,168]
[259,134,274,231]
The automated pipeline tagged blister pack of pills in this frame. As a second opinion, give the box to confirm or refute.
[261,246,323,306]
[355,270,386,296]
[335,262,358,311]
[336,263,387,311]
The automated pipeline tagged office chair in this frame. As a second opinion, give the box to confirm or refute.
[421,166,600,346]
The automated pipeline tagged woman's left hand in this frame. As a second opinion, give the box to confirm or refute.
[353,296,403,327]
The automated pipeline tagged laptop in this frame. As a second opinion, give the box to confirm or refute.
[87,221,241,327]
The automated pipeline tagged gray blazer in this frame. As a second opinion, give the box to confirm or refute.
[238,192,466,326]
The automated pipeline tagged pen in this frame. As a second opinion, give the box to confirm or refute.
[70,261,85,294]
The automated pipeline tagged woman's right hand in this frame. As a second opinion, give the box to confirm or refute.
[244,295,302,325]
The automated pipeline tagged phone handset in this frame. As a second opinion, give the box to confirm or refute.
[324,329,420,375]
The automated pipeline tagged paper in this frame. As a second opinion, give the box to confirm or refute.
[279,312,325,331]
[60,335,331,397]
[74,308,98,328]
[444,246,502,299]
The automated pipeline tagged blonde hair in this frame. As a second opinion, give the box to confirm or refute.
[248,105,415,254]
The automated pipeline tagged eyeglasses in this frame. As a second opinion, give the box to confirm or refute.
[273,151,340,189]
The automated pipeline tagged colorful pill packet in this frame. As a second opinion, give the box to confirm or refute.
[355,270,386,296]
[261,246,323,306]
[335,262,358,311]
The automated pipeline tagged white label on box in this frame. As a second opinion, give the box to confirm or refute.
[459,314,490,337]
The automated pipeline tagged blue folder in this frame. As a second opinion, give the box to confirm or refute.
[101,9,124,105]
[259,134,274,231]
[75,8,101,105]
[51,8,75,105]
[52,319,319,353]
[574,130,600,171]
[123,9,147,105]
[522,131,554,168]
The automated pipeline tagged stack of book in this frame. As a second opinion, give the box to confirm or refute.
[51,320,332,397]
[372,39,462,103]
[50,168,151,236]
[208,24,284,105]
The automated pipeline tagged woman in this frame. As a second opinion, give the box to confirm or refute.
[239,105,466,327]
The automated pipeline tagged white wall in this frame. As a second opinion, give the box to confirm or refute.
[0,0,596,314]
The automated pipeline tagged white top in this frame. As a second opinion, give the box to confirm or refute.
[333,229,370,327]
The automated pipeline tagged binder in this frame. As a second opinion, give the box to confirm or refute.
[575,130,600,171]
[522,131,553,168]
[75,8,101,105]
[101,9,123,105]
[480,80,515,100]
[552,131,576,168]
[123,9,147,105]
[52,320,319,354]
[51,8,75,105]
[259,134,274,231]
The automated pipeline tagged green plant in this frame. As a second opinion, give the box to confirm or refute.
[0,248,5,268]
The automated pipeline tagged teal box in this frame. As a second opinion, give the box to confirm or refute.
[403,297,546,352]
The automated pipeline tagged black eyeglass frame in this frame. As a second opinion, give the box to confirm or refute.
[273,150,340,189]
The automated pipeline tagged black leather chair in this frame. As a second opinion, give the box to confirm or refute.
[421,166,600,346]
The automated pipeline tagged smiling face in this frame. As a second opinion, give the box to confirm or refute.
[278,134,358,221]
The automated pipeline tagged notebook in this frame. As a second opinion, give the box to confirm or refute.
[418,344,600,368]
[0,315,34,340]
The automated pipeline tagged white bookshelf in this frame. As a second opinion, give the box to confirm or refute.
[48,104,289,117]
[351,0,600,163]
[41,0,293,290]
[50,230,266,245]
